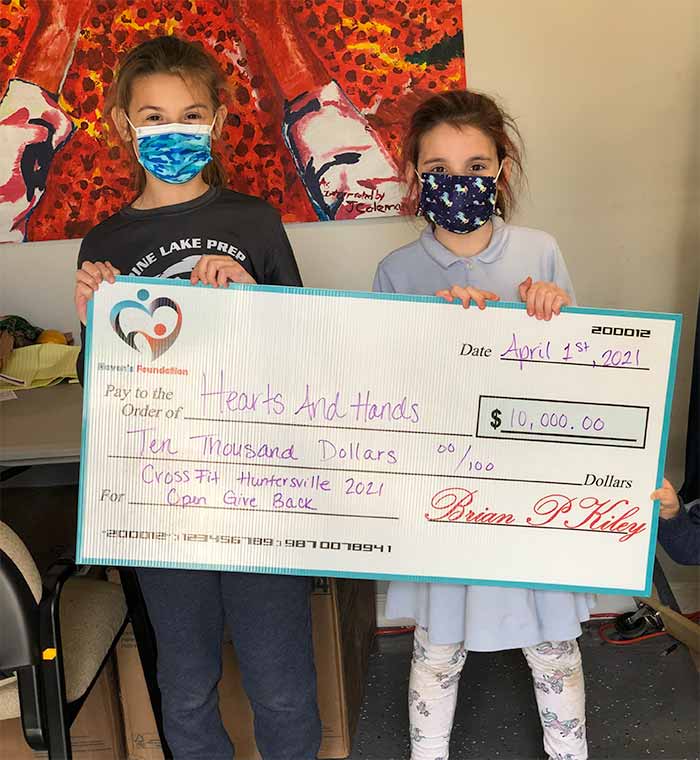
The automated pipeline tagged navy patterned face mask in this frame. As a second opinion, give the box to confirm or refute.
[417,164,503,234]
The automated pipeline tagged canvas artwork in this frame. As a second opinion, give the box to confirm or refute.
[0,0,466,244]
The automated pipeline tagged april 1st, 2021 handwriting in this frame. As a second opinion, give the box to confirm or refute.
[500,333,646,371]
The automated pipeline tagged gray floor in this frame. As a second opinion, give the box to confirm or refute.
[3,469,699,760]
[350,629,699,760]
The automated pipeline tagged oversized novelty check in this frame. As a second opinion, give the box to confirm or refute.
[77,278,681,595]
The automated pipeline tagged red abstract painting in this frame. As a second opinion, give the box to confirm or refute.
[0,0,466,243]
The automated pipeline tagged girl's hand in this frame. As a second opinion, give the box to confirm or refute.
[435,285,500,310]
[651,478,681,520]
[190,255,256,287]
[75,261,120,325]
[518,276,572,320]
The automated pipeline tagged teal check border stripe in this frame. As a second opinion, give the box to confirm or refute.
[76,276,683,596]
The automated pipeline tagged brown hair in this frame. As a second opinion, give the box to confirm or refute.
[402,90,524,221]
[104,35,228,193]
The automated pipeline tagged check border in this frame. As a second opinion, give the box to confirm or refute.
[77,276,683,596]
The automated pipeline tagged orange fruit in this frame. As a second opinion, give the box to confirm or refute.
[37,329,68,345]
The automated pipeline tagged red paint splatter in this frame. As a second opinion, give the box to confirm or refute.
[0,0,466,241]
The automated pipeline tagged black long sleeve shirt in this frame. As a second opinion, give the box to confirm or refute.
[76,186,302,384]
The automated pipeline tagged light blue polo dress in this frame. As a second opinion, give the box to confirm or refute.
[373,216,596,650]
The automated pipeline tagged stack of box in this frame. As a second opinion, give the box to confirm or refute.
[0,659,125,760]
[0,577,375,760]
[116,577,376,760]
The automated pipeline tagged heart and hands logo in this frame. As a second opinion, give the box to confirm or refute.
[110,288,182,360]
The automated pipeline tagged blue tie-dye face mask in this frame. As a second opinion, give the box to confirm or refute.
[417,163,503,234]
[126,117,214,184]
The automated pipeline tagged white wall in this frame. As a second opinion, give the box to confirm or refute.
[463,0,700,484]
[1,0,698,484]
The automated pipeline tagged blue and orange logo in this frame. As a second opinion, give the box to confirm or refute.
[110,288,182,360]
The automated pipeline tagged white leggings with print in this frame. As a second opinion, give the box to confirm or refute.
[409,626,587,760]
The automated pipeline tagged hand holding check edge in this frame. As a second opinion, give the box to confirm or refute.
[435,275,572,320]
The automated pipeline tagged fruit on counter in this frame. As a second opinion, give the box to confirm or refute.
[0,317,74,370]
[36,329,68,345]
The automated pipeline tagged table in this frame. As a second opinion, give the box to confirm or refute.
[0,383,83,471]
[0,380,170,749]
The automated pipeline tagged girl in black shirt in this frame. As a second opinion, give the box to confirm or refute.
[74,36,320,760]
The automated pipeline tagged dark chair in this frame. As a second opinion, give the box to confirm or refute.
[0,520,128,758]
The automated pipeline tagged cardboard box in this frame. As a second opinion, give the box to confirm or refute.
[116,626,258,760]
[0,659,125,760]
[114,578,375,760]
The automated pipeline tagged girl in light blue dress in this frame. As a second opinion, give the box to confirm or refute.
[373,90,592,760]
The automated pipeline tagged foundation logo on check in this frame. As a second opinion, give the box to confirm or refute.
[109,288,182,360]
